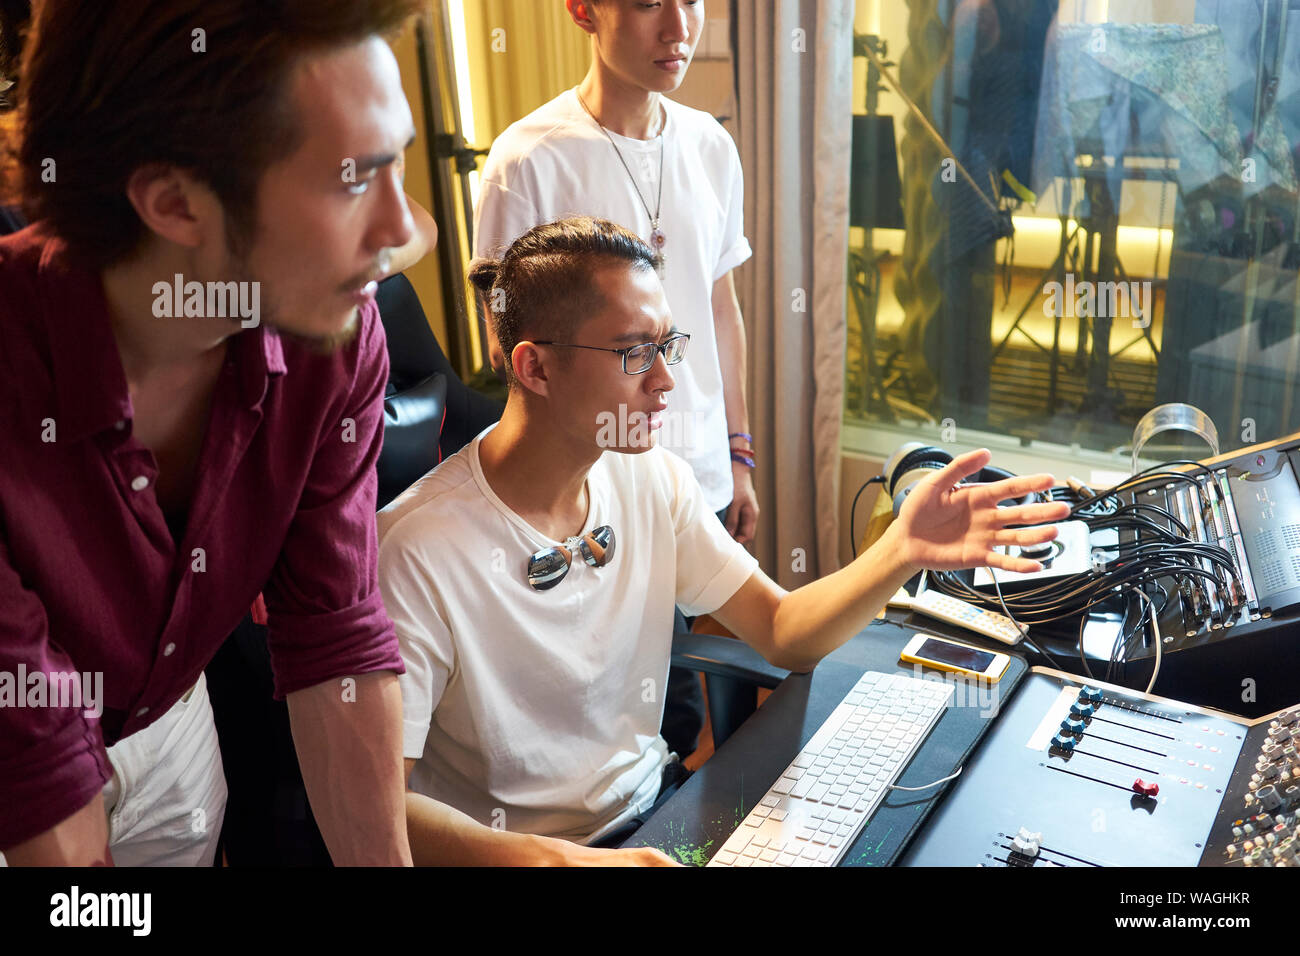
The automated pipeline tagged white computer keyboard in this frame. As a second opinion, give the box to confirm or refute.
[706,670,953,867]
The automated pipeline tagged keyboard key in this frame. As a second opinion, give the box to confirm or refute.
[760,795,780,808]
[761,849,779,863]
[790,778,815,798]
[725,833,752,853]
[797,828,816,841]
[770,778,793,795]
[770,810,788,822]
[792,753,814,769]
[752,835,770,848]
[811,832,829,844]
[802,846,820,860]
[753,805,772,818]
[715,851,737,865]
[743,845,762,857]
[820,847,837,864]
[778,852,798,866]
[743,816,761,827]
[808,783,830,802]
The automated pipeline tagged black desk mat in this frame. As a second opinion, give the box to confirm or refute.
[624,619,1029,866]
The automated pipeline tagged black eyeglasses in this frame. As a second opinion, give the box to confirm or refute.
[532,332,690,375]
[526,526,616,591]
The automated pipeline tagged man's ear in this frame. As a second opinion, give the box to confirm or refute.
[122,164,219,251]
[511,341,552,398]
[565,0,598,36]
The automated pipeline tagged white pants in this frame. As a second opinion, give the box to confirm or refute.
[1,673,227,867]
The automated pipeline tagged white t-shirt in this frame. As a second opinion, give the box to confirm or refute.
[377,425,759,843]
[474,89,751,513]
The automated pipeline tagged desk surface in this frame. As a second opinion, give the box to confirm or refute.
[624,619,1028,865]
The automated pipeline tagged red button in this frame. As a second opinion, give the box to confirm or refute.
[1133,778,1160,797]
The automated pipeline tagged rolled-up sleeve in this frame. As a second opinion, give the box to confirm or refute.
[0,533,111,850]
[263,306,405,699]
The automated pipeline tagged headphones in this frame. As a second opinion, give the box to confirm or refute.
[882,442,1039,516]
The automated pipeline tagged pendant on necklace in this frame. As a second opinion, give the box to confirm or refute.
[650,224,666,276]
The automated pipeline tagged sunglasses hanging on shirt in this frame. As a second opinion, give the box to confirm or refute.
[526,525,617,591]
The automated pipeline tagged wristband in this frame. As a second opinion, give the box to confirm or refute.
[730,451,755,469]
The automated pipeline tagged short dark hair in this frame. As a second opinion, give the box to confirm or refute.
[2,0,423,269]
[469,216,657,389]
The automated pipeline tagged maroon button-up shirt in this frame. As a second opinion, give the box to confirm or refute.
[0,225,404,849]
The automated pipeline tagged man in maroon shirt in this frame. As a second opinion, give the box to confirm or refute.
[0,0,427,865]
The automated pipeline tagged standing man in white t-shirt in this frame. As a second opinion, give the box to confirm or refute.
[474,0,755,756]
[380,217,1071,865]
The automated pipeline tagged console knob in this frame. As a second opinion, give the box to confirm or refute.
[1070,701,1098,718]
[1011,827,1042,858]
[1133,778,1159,798]
[1080,686,1104,703]
[1051,732,1076,752]
[1062,717,1087,735]
[1258,785,1283,811]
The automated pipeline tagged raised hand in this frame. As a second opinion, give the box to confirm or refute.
[889,448,1072,575]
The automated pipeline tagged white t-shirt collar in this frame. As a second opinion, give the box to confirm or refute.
[569,87,671,151]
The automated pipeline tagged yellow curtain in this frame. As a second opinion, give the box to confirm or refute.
[461,0,591,147]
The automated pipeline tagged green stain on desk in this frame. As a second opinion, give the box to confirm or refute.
[843,825,893,866]
[649,817,715,867]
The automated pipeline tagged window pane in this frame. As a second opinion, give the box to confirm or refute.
[846,0,1300,467]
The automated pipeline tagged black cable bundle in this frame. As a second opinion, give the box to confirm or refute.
[927,460,1246,684]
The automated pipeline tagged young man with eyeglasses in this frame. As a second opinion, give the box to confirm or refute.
[474,0,752,763]
[378,217,1071,866]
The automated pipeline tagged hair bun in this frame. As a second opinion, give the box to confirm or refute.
[467,257,499,295]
